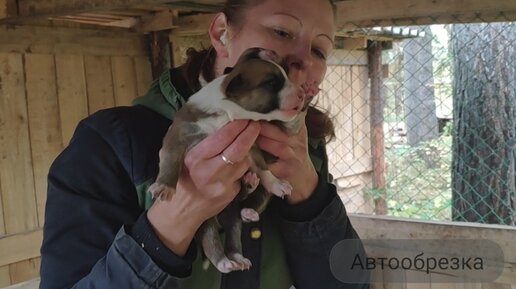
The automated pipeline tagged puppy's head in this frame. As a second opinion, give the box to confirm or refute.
[221,48,305,121]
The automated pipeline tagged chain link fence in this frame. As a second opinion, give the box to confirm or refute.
[171,17,515,226]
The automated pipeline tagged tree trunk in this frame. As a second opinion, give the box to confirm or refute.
[451,23,516,225]
[402,26,439,147]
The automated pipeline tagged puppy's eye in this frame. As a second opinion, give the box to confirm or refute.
[262,77,283,91]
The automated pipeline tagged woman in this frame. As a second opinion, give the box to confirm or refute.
[40,0,368,288]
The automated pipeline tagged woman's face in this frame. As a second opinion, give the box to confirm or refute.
[223,0,335,93]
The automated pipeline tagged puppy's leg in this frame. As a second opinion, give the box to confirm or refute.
[240,186,272,218]
[149,122,204,201]
[197,217,241,273]
[249,146,292,198]
[240,208,260,223]
[218,201,252,271]
[241,170,260,196]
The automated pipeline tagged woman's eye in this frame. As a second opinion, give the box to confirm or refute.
[273,28,292,39]
[313,49,327,60]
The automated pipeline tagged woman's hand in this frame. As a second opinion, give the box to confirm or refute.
[256,121,318,205]
[148,120,260,256]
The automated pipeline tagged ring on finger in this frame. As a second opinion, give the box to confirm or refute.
[221,154,235,166]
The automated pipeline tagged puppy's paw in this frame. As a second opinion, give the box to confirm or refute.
[228,253,252,271]
[271,180,292,199]
[241,208,260,223]
[148,183,174,201]
[242,171,260,194]
[216,257,241,273]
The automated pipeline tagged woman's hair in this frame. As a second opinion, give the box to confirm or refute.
[183,0,336,142]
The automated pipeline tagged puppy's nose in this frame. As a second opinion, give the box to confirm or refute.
[297,89,305,100]
[293,88,306,111]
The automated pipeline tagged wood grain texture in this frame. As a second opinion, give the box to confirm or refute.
[352,66,371,159]
[134,56,153,96]
[0,53,38,234]
[8,258,40,284]
[111,56,138,106]
[25,54,62,227]
[55,54,88,145]
[335,0,516,28]
[1,277,39,289]
[0,266,10,287]
[0,26,147,56]
[0,230,42,267]
[84,55,115,113]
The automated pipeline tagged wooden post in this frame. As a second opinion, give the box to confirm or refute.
[368,41,388,215]
[0,0,17,19]
[149,30,172,79]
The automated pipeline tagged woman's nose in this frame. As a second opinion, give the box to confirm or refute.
[284,44,313,72]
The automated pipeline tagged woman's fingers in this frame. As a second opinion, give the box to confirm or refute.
[255,136,292,159]
[259,121,289,142]
[220,121,260,164]
[184,121,259,188]
[189,120,250,159]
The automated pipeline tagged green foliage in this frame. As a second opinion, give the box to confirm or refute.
[383,133,453,220]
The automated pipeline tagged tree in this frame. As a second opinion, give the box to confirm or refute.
[451,22,516,225]
[402,26,439,147]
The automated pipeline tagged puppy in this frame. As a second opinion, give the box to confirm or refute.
[149,47,308,273]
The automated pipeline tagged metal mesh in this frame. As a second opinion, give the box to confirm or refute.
[321,19,515,225]
[171,18,515,225]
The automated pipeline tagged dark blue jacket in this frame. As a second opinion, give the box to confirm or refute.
[40,66,369,289]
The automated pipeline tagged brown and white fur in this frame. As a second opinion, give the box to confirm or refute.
[149,47,310,273]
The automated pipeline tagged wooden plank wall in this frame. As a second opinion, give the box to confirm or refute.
[0,25,152,286]
[350,215,516,289]
[319,50,374,214]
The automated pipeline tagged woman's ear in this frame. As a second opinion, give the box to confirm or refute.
[209,13,230,58]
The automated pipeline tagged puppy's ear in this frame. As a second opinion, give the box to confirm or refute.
[225,74,244,98]
[223,66,234,75]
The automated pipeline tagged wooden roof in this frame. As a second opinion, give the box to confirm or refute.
[1,0,515,35]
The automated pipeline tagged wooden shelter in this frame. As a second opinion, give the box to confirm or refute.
[0,0,515,288]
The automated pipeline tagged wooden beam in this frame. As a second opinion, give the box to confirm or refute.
[336,0,516,28]
[2,277,39,289]
[368,41,387,215]
[335,37,368,50]
[16,0,222,17]
[0,25,147,56]
[170,13,214,36]
[0,230,42,267]
[149,30,172,77]
[0,0,17,19]
[136,9,178,32]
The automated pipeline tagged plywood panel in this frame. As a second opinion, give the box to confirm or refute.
[0,266,10,287]
[340,66,354,162]
[134,56,153,96]
[352,66,370,159]
[0,26,147,56]
[431,282,460,289]
[84,55,114,114]
[481,283,512,289]
[111,56,138,106]
[2,277,39,289]
[9,258,40,284]
[55,55,88,145]
[25,54,62,227]
[0,230,42,267]
[0,175,5,235]
[0,53,38,234]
